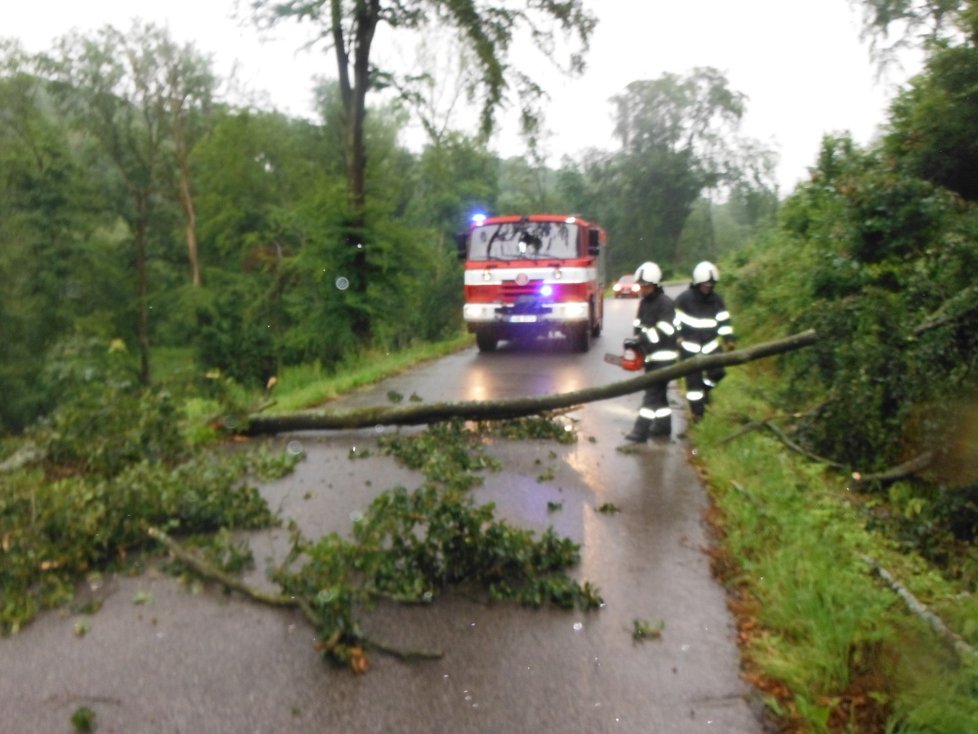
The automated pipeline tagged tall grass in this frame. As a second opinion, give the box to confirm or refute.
[175,333,473,443]
[260,334,473,413]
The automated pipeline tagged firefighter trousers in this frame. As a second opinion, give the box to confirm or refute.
[682,358,726,417]
[628,364,673,439]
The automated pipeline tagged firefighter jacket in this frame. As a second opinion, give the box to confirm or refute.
[674,285,734,357]
[633,289,679,366]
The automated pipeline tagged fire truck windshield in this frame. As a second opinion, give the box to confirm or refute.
[468,221,579,261]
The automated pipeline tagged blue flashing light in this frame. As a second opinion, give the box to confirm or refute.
[539,284,554,298]
[470,212,487,226]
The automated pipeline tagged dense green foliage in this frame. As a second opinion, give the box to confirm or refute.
[730,132,978,477]
[701,6,978,728]
[0,35,476,432]
[727,124,978,562]
[724,6,978,537]
[0,378,298,634]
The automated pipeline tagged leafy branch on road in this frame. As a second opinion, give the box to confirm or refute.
[153,418,603,671]
[3,364,602,673]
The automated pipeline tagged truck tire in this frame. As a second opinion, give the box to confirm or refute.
[476,332,498,352]
[571,324,590,353]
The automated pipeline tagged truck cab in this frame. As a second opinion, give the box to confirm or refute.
[457,214,608,352]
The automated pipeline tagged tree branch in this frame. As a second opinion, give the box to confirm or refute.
[720,419,937,485]
[862,555,977,662]
[147,526,442,662]
[912,284,978,335]
[243,330,817,435]
[850,451,937,489]
[760,421,849,470]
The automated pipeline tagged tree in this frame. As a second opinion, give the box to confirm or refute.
[851,0,971,63]
[0,42,108,429]
[44,22,217,384]
[884,11,978,200]
[249,0,597,339]
[607,68,767,268]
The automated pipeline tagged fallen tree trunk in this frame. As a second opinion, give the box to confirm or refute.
[243,330,817,436]
[862,554,977,662]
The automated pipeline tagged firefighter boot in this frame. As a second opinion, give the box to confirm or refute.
[625,417,651,443]
[648,417,672,439]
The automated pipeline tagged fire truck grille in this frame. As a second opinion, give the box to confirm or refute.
[500,281,543,300]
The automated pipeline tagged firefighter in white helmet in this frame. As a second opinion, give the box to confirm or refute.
[625,261,679,442]
[674,261,736,420]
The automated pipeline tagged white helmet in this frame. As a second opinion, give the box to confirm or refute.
[634,261,662,286]
[692,261,719,285]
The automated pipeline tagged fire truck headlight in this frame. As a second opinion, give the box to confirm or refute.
[463,304,496,321]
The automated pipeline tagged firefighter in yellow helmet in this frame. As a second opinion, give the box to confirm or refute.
[674,261,735,420]
[625,262,679,442]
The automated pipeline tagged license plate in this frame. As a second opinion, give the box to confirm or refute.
[508,315,537,323]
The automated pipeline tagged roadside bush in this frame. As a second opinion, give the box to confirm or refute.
[193,277,279,387]
[42,387,185,478]
[728,133,978,476]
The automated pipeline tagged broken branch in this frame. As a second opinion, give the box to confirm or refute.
[147,526,442,662]
[850,451,937,489]
[243,330,817,435]
[862,555,977,662]
[760,421,848,470]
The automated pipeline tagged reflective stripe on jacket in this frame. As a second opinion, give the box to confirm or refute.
[674,285,733,351]
[633,289,678,364]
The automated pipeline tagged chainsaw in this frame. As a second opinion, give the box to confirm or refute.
[603,337,644,371]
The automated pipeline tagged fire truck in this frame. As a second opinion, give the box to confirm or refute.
[456,213,608,352]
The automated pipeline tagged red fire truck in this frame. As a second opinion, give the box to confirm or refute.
[457,213,608,352]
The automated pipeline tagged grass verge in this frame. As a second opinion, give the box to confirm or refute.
[689,367,978,733]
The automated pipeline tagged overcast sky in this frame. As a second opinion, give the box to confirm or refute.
[6,0,922,194]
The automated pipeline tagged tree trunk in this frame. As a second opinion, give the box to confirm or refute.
[243,330,817,435]
[176,136,200,287]
[332,0,379,341]
[134,204,152,387]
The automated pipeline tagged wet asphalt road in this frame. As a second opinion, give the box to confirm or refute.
[0,296,768,733]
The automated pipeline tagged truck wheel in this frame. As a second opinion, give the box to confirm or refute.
[571,324,591,353]
[476,332,498,352]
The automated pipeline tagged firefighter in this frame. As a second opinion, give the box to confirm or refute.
[674,261,735,420]
[625,261,679,442]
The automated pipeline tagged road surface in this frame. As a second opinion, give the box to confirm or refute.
[0,295,770,733]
